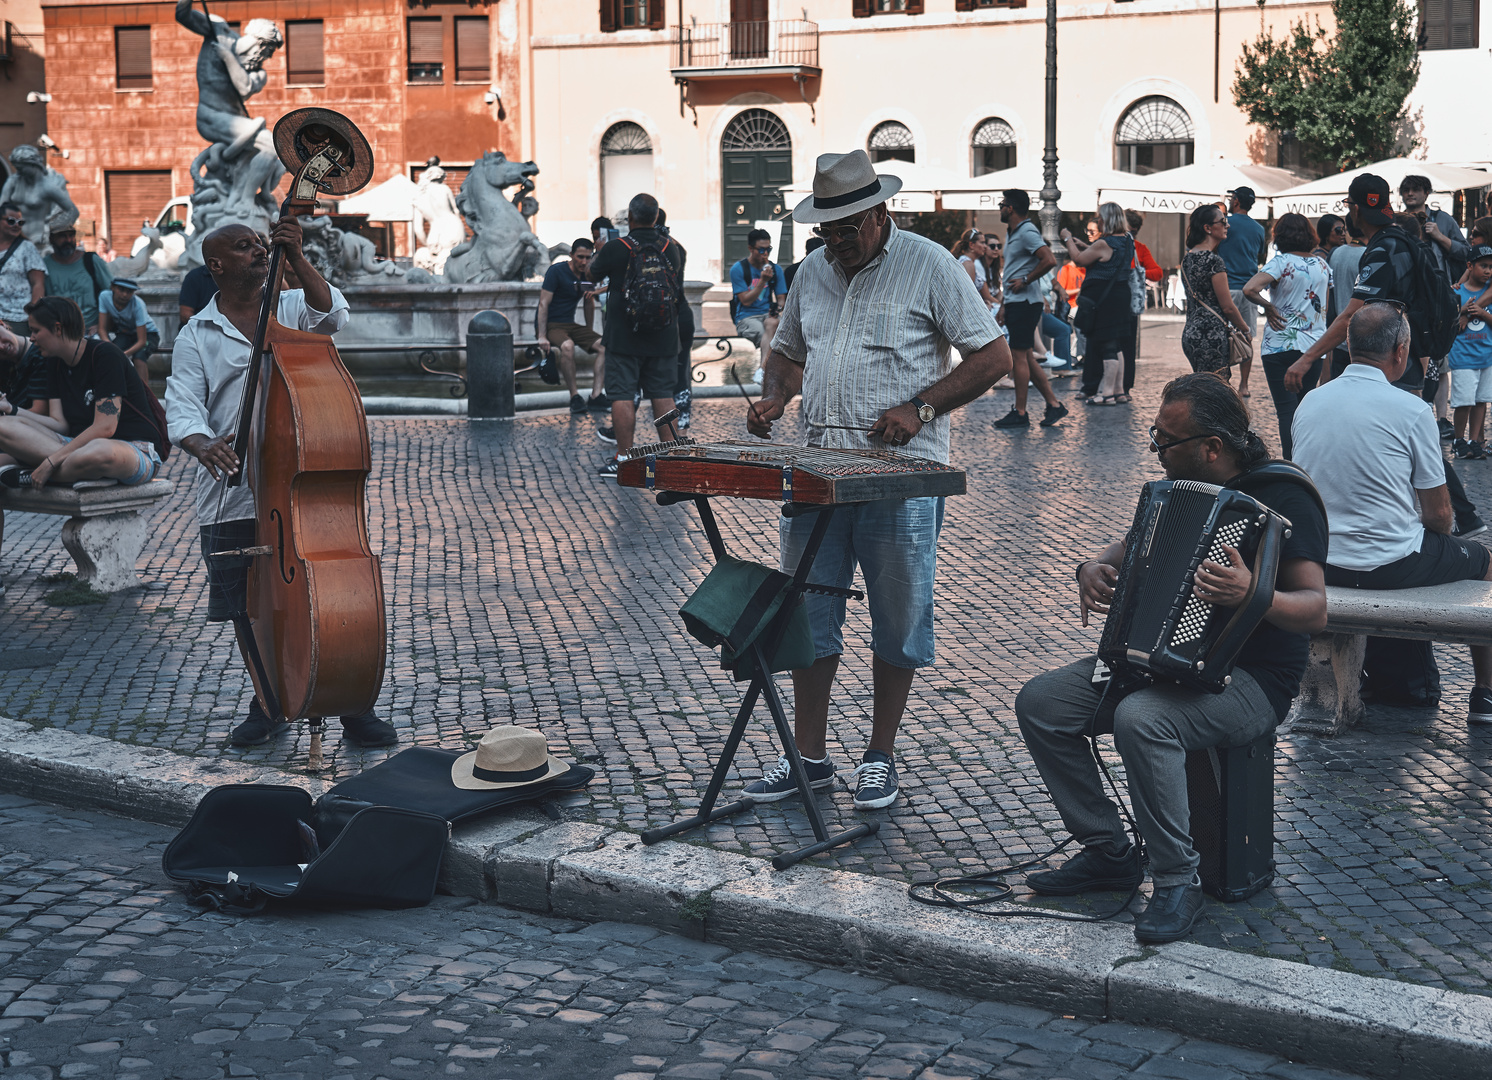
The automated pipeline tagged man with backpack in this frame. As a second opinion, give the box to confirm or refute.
[730,229,787,381]
[587,193,684,476]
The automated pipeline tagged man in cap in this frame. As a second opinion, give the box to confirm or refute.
[97,277,161,384]
[745,150,1012,811]
[1216,187,1267,398]
[43,224,111,334]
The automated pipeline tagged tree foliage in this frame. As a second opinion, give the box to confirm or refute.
[1232,0,1421,170]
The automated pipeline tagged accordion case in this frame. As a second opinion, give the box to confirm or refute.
[1099,479,1290,693]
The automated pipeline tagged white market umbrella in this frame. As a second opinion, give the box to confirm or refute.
[1272,158,1491,218]
[335,173,421,222]
[940,161,1138,213]
[783,158,970,214]
[1096,160,1305,221]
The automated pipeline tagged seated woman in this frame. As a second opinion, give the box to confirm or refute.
[0,296,162,491]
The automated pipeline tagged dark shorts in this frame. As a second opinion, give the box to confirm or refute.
[606,351,675,400]
[201,518,255,622]
[546,322,602,353]
[1004,301,1043,351]
[1325,529,1491,590]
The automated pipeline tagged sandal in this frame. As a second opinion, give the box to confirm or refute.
[1085,395,1120,406]
[1113,394,1131,404]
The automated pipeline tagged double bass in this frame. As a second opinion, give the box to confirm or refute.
[221,108,385,767]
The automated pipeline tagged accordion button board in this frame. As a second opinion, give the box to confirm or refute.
[615,439,967,504]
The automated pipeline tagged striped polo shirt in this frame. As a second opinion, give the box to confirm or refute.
[771,222,1002,464]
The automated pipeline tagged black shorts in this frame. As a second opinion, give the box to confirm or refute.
[1325,529,1491,589]
[1004,301,1043,351]
[201,519,255,622]
[606,351,675,400]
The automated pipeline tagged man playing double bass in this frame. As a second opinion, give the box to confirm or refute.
[164,221,398,749]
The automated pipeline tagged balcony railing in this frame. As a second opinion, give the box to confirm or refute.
[672,20,820,72]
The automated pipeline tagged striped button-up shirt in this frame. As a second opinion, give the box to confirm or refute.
[772,222,1002,464]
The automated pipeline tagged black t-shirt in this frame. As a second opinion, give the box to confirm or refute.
[540,260,586,324]
[588,226,684,358]
[1232,477,1330,721]
[46,339,158,442]
[178,265,218,317]
[1351,225,1426,383]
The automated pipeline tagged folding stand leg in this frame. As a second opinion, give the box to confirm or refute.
[641,680,764,844]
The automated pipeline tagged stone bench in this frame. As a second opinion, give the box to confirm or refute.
[0,479,175,593]
[1290,580,1492,735]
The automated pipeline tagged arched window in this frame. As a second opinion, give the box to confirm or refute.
[1114,96,1194,175]
[867,121,915,164]
[722,108,792,151]
[600,121,654,223]
[971,117,1016,176]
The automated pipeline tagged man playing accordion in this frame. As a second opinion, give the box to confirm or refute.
[1015,373,1327,944]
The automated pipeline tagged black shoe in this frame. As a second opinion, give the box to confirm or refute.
[993,408,1030,429]
[849,750,899,810]
[340,712,399,747]
[596,457,620,478]
[1469,686,1492,726]
[1440,417,1456,442]
[1454,515,1487,539]
[229,699,289,746]
[0,465,20,489]
[1454,438,1471,458]
[1027,844,1143,896]
[744,754,836,802]
[1133,879,1205,944]
[588,392,610,412]
[1470,441,1489,461]
[1040,402,1069,427]
[596,425,617,445]
[569,394,588,416]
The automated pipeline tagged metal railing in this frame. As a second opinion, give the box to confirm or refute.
[672,20,819,69]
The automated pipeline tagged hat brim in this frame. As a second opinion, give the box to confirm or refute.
[1351,202,1394,227]
[792,175,904,224]
[450,750,571,790]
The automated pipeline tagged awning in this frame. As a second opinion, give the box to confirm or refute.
[1270,159,1491,218]
[335,173,421,222]
[782,159,971,214]
[1095,160,1305,221]
[940,162,1139,213]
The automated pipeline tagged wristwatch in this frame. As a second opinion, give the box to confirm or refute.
[911,396,935,424]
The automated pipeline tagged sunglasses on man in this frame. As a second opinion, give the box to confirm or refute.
[754,245,772,254]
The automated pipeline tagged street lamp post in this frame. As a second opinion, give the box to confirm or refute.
[1038,0,1062,254]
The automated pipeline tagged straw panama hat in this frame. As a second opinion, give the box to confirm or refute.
[451,725,570,790]
[792,150,903,224]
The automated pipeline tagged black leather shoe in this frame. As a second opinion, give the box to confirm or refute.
[340,712,399,747]
[229,699,289,746]
[1133,880,1205,944]
[1027,845,1142,896]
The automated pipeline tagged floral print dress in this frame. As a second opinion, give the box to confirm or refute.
[1181,249,1232,374]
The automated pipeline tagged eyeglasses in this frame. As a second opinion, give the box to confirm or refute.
[1366,298,1407,312]
[811,221,866,243]
[1148,426,1213,453]
[754,245,772,254]
[990,243,1002,250]
[1331,225,1347,234]
[2,218,21,227]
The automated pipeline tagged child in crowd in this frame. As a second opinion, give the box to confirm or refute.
[1449,245,1492,459]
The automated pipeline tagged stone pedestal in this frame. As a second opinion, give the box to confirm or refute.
[61,511,151,593]
[1290,632,1367,736]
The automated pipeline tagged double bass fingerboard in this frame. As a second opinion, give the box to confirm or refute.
[615,439,967,504]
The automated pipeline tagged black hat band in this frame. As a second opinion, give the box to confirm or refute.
[472,760,551,784]
[813,179,884,211]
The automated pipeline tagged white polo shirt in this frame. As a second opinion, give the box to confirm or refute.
[1291,363,1446,571]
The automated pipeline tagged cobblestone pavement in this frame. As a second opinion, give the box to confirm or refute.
[0,796,1372,1080]
[1,319,1490,997]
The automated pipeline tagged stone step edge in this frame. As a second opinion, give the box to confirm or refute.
[0,715,1484,1080]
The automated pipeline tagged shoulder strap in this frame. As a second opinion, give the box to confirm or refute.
[1181,257,1233,331]
[1226,460,1328,525]
[0,237,20,275]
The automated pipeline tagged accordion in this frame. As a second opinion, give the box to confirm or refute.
[1098,480,1291,693]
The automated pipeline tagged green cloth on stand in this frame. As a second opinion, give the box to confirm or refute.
[680,555,815,681]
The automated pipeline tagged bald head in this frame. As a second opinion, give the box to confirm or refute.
[1347,303,1411,373]
[201,224,269,299]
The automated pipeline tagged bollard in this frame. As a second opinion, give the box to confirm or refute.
[466,310,514,419]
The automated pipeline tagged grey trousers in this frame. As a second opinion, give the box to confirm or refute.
[1014,657,1277,887]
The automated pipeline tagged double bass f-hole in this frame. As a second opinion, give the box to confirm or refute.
[270,508,296,584]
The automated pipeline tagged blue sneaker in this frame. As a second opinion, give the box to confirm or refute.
[744,754,836,802]
[849,750,899,810]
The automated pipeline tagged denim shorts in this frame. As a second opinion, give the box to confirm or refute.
[48,434,160,486]
[779,496,946,669]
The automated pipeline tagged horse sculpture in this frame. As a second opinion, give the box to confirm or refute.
[442,151,550,283]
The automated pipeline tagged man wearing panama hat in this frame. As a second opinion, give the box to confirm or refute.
[745,149,1012,811]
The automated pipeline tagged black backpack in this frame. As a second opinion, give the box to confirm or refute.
[728,258,751,322]
[1401,231,1461,359]
[620,235,680,334]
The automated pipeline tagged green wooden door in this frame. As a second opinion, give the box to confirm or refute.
[720,109,793,273]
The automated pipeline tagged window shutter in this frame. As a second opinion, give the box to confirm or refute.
[905,0,926,11]
[286,21,324,85]
[954,0,975,10]
[455,17,490,82]
[408,17,444,82]
[1451,0,1478,47]
[600,0,617,32]
[647,0,666,29]
[853,0,873,17]
[115,26,152,90]
[105,171,172,244]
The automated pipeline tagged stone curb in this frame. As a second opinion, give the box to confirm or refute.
[1,716,1487,1080]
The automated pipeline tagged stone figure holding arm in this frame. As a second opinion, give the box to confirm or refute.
[174,0,283,161]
